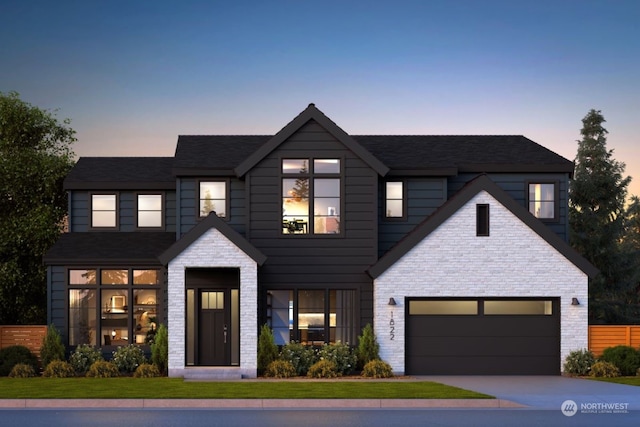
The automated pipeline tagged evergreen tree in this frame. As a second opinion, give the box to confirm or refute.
[569,109,635,323]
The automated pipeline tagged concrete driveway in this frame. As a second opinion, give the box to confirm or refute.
[425,376,640,411]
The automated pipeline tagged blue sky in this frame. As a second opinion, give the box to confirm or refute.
[2,1,639,197]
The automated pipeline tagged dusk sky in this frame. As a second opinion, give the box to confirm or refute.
[2,1,639,197]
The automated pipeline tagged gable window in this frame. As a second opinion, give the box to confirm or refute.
[385,181,404,219]
[476,204,490,236]
[91,194,117,228]
[282,158,341,235]
[137,194,163,228]
[528,183,556,220]
[199,181,226,218]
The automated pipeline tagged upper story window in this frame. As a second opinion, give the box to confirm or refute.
[528,183,556,220]
[282,158,341,235]
[137,194,163,228]
[385,181,404,219]
[199,181,226,218]
[91,194,117,228]
[476,204,490,236]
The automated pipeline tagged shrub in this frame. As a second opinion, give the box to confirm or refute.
[0,345,39,376]
[356,324,379,369]
[589,361,621,378]
[9,363,36,378]
[563,349,596,376]
[279,342,317,376]
[43,360,75,378]
[362,359,394,378]
[86,361,119,378]
[133,363,160,378]
[600,345,640,376]
[264,360,297,378]
[40,324,66,369]
[151,324,168,375]
[112,345,147,373]
[257,324,278,375]
[307,360,338,378]
[69,345,104,374]
[318,342,356,376]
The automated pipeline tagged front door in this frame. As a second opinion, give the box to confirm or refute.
[198,290,229,366]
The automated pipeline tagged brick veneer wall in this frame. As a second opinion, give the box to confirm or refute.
[167,228,258,378]
[374,191,588,375]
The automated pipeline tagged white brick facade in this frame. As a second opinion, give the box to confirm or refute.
[167,228,258,378]
[374,191,588,375]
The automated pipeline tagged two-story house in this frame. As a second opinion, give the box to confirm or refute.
[44,104,597,378]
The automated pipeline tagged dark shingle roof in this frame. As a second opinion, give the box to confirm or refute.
[64,157,175,190]
[172,135,573,176]
[43,232,176,265]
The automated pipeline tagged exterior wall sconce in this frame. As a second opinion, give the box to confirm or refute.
[571,298,580,306]
[388,297,397,306]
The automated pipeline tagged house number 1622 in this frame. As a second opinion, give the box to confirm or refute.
[389,311,395,340]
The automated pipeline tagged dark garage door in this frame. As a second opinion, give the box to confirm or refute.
[406,298,560,375]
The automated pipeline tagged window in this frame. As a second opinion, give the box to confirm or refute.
[267,289,356,346]
[91,194,117,228]
[476,204,489,236]
[137,194,162,228]
[199,181,226,218]
[385,181,404,218]
[282,158,341,235]
[68,268,160,347]
[528,183,556,219]
[484,300,553,315]
[409,300,478,315]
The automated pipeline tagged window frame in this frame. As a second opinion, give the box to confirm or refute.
[197,179,229,220]
[89,192,119,230]
[476,204,490,236]
[66,267,162,348]
[281,157,343,237]
[384,180,406,221]
[527,181,559,222]
[135,192,164,230]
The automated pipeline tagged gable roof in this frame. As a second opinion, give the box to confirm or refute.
[159,213,267,266]
[43,232,176,265]
[64,157,175,190]
[367,174,598,279]
[234,104,390,177]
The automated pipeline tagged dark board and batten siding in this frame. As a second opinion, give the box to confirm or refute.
[247,120,378,328]
[48,265,67,343]
[378,178,447,257]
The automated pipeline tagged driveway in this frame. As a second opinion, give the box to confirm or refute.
[425,376,640,411]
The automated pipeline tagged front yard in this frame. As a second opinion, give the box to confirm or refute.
[0,378,493,399]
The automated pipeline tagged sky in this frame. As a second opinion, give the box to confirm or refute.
[2,1,639,197]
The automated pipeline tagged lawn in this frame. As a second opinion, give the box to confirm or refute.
[589,377,640,387]
[0,378,493,399]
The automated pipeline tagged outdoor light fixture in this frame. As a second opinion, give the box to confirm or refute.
[571,298,580,306]
[388,297,397,306]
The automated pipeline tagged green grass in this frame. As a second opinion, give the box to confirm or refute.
[588,376,640,386]
[0,378,493,399]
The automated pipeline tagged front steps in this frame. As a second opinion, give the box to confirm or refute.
[182,367,244,381]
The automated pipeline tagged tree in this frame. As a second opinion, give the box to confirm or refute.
[569,109,636,323]
[0,92,75,324]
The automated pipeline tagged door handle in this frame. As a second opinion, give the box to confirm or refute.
[223,324,228,344]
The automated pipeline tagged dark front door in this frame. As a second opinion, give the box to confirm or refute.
[198,290,229,366]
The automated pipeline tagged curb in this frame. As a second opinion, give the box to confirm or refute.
[0,398,526,409]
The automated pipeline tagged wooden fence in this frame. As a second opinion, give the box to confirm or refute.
[0,325,47,360]
[589,325,640,356]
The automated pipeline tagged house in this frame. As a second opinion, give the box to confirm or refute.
[44,104,597,378]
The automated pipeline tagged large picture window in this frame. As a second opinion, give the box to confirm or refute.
[68,268,160,347]
[282,158,341,235]
[267,289,356,346]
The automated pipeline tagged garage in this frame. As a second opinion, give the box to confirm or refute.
[406,298,560,375]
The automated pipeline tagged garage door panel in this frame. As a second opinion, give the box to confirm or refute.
[407,356,559,375]
[407,336,560,357]
[406,298,560,375]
